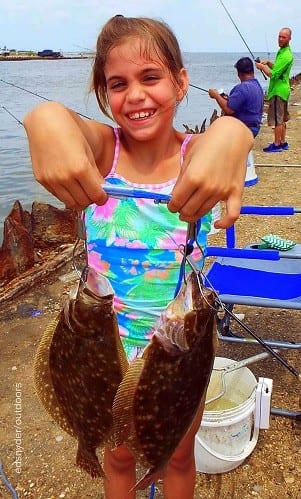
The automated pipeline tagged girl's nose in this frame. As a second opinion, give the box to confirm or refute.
[127,82,145,102]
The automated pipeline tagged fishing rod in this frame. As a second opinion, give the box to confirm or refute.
[217,0,267,80]
[189,83,209,93]
[0,78,92,120]
[189,83,227,98]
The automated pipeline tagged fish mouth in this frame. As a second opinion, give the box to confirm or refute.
[77,267,114,299]
[153,272,216,352]
[153,274,196,352]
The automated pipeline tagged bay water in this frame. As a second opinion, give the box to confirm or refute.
[1,52,301,243]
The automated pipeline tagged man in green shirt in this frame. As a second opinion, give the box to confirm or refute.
[256,28,293,152]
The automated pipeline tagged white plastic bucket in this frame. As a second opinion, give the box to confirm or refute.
[245,151,258,187]
[195,357,259,474]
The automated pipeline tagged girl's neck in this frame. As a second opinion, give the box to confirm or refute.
[115,128,185,184]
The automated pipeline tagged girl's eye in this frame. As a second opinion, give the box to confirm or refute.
[144,75,159,82]
[109,81,126,90]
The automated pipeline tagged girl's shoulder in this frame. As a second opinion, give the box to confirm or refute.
[87,122,117,176]
[86,120,115,140]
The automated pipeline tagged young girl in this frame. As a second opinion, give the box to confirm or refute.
[24,15,253,499]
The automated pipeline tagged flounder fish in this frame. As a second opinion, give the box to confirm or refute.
[112,271,218,490]
[33,267,128,478]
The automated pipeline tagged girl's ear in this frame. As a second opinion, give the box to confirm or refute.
[177,68,189,101]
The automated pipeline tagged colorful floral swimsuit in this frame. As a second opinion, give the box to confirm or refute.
[84,128,212,361]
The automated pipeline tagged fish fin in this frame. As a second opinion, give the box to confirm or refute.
[104,430,116,449]
[33,317,76,437]
[117,343,130,377]
[112,358,144,448]
[76,441,105,479]
[112,318,129,376]
[213,318,219,354]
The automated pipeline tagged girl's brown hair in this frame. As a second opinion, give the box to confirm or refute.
[91,15,185,119]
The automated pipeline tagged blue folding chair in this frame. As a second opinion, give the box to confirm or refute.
[205,206,301,419]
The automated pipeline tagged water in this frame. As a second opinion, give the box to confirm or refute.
[1,52,301,243]
[205,396,238,412]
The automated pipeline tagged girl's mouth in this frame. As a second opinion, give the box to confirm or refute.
[128,110,155,120]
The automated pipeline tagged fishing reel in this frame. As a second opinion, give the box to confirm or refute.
[218,88,228,99]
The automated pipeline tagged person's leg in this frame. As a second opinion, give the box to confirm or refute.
[281,122,287,143]
[103,444,136,499]
[264,97,283,151]
[274,123,283,146]
[280,100,290,149]
[273,97,285,146]
[162,400,205,499]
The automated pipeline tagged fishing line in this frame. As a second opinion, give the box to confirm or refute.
[0,78,92,119]
[217,0,267,80]
[225,306,301,379]
[1,106,23,125]
[1,76,210,111]
[0,461,19,499]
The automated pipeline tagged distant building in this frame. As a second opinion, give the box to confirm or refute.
[0,45,10,56]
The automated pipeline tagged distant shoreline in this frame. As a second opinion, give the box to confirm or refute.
[0,55,93,62]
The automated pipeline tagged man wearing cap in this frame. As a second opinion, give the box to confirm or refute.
[256,27,293,153]
[209,57,264,186]
[209,57,264,138]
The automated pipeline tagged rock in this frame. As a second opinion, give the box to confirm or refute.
[0,200,80,295]
[0,201,35,282]
[31,202,77,247]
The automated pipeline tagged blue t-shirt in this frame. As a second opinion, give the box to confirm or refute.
[228,78,264,128]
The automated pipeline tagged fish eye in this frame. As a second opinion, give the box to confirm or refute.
[92,306,101,314]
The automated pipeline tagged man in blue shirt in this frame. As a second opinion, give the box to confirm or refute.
[209,57,264,185]
[209,57,264,137]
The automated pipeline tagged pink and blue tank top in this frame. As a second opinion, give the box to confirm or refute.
[84,128,212,361]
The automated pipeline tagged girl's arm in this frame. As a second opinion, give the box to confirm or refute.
[23,102,111,209]
[168,116,253,227]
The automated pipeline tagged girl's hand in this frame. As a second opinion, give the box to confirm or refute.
[168,117,253,228]
[23,102,108,210]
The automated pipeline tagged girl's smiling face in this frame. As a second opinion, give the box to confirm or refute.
[104,38,187,140]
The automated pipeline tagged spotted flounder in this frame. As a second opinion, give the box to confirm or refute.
[113,271,218,490]
[33,267,128,478]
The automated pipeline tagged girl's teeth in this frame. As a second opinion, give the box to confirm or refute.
[130,111,152,119]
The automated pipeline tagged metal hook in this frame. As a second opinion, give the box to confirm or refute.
[72,211,88,284]
[182,222,206,280]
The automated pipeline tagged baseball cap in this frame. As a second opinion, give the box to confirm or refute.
[234,57,254,74]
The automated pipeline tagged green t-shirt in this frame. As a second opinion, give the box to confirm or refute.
[267,46,294,101]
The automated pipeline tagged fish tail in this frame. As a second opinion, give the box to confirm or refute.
[113,359,144,448]
[76,444,105,479]
[133,467,166,491]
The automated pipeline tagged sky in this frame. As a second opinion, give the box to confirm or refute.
[0,0,300,54]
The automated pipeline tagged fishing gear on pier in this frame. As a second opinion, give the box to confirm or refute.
[217,0,267,80]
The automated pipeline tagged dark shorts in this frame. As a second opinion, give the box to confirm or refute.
[267,96,290,126]
[249,126,260,138]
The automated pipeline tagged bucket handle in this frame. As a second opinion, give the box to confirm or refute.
[195,424,259,463]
